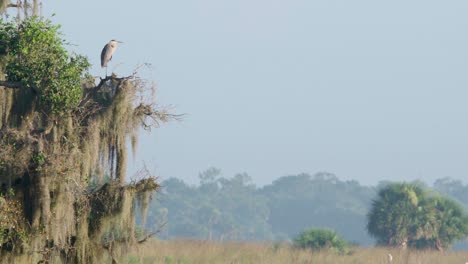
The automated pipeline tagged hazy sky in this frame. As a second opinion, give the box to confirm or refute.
[45,1,468,185]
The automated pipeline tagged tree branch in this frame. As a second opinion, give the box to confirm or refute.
[0,81,24,89]
[137,231,158,244]
[0,81,39,93]
[95,74,137,90]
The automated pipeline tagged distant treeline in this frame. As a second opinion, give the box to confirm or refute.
[141,168,468,248]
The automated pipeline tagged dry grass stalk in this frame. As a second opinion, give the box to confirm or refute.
[119,240,468,264]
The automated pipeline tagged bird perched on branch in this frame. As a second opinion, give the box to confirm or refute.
[101,39,123,75]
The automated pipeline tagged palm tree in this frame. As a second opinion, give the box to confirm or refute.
[367,183,424,248]
[367,182,468,250]
[420,196,468,250]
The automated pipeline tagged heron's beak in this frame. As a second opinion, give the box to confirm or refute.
[117,41,124,43]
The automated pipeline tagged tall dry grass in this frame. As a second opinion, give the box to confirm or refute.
[118,239,468,264]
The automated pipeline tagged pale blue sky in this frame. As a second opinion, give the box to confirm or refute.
[46,1,468,185]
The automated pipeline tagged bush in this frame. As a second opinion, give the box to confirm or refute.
[0,17,90,114]
[293,228,350,254]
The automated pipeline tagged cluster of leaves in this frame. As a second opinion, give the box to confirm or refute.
[0,17,90,114]
[367,183,468,250]
[0,191,28,251]
[293,228,350,254]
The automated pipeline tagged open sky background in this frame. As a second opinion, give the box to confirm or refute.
[43,1,468,186]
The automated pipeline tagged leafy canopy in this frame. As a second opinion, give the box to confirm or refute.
[0,17,90,114]
[367,182,468,250]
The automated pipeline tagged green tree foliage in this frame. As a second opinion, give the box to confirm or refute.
[0,17,90,113]
[293,228,350,254]
[367,183,468,250]
[367,183,423,247]
[433,178,468,250]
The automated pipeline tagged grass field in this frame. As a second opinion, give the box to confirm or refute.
[119,240,468,264]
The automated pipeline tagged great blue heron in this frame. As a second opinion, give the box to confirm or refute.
[101,39,123,75]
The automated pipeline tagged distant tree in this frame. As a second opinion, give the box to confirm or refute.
[367,183,468,250]
[434,177,468,209]
[198,167,221,185]
[150,170,273,241]
[260,172,375,245]
[293,228,350,254]
[434,177,464,194]
[367,183,423,248]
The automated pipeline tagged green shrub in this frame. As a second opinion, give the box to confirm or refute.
[0,17,90,114]
[293,228,350,254]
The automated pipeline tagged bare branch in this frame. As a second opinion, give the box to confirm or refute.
[95,73,137,90]
[137,231,159,244]
[133,103,184,130]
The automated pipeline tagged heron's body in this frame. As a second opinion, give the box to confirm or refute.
[101,40,122,68]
